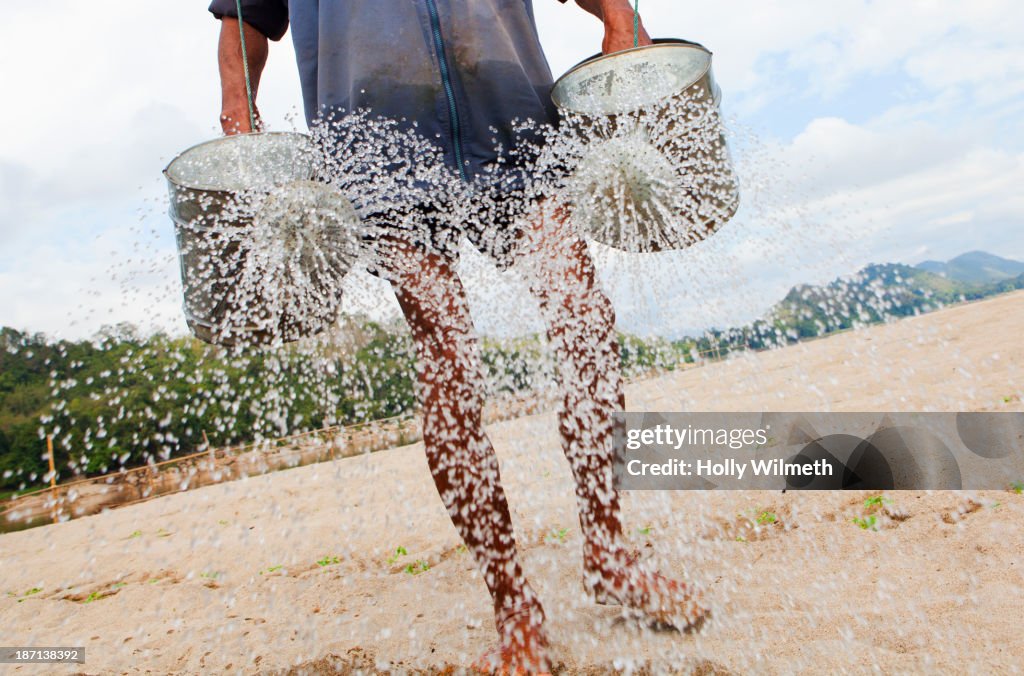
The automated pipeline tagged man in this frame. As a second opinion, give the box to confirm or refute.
[210,0,708,671]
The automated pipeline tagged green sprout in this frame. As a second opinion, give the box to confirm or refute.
[82,591,105,604]
[404,560,430,575]
[199,571,220,580]
[316,556,341,567]
[16,587,43,603]
[1011,482,1023,495]
[637,526,653,536]
[545,527,569,543]
[386,546,408,565]
[852,515,878,531]
[756,511,777,525]
[863,495,893,509]
[259,565,283,575]
[128,530,142,539]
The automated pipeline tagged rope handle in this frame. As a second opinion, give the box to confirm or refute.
[633,0,640,48]
[235,0,257,132]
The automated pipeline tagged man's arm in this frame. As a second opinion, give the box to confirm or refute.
[570,0,653,54]
[218,18,269,134]
[210,0,287,134]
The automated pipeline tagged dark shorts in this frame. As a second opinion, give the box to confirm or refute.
[361,188,538,280]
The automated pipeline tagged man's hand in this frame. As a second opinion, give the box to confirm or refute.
[218,17,269,135]
[220,106,262,135]
[573,0,653,55]
[601,6,653,55]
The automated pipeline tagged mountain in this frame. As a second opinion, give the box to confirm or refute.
[726,259,1024,351]
[915,251,1024,285]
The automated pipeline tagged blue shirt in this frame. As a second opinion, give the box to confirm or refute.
[210,0,565,186]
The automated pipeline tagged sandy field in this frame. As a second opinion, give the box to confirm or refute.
[2,291,1023,674]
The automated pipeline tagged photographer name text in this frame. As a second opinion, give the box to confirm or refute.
[624,457,834,480]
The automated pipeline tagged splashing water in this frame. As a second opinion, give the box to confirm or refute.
[1,61,1021,674]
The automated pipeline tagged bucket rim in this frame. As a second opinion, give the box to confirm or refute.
[163,131,314,192]
[552,38,714,113]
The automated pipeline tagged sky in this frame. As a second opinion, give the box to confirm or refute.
[0,1,1021,340]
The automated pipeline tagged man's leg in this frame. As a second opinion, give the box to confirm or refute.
[516,203,709,629]
[375,237,548,670]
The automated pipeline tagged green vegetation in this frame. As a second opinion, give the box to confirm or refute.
[81,590,111,604]
[383,546,429,574]
[259,565,283,575]
[0,321,417,494]
[851,496,892,530]
[403,560,429,575]
[864,495,892,509]
[386,546,408,565]
[545,527,569,543]
[736,264,1024,352]
[316,556,341,567]
[1011,482,1023,495]
[14,586,43,603]
[852,515,879,531]
[738,508,778,527]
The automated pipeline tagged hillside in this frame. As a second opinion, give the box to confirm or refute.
[737,260,1024,349]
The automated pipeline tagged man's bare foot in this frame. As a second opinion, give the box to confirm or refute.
[472,602,551,675]
[584,548,710,631]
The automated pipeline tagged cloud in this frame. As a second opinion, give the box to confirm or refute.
[775,117,973,198]
[0,221,187,339]
[0,159,38,245]
[772,126,1024,266]
[595,1,1024,115]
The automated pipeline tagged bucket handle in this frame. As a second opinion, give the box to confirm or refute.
[633,0,641,48]
[234,0,258,132]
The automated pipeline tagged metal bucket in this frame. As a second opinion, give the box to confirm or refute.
[164,132,360,346]
[552,39,740,252]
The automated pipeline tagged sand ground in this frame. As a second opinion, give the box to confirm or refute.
[2,291,1023,674]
